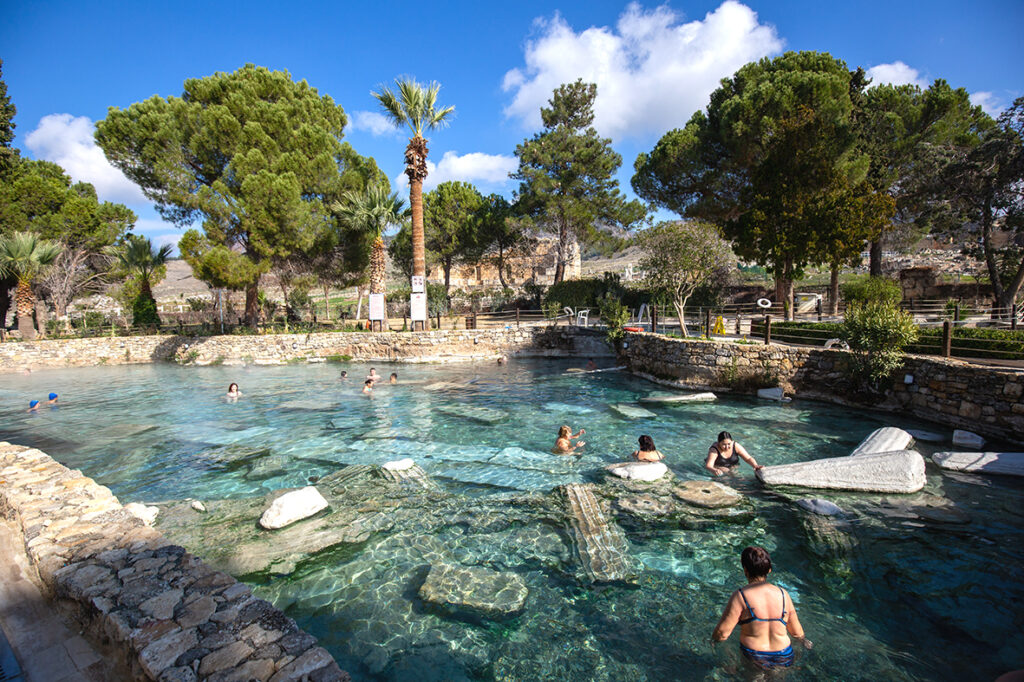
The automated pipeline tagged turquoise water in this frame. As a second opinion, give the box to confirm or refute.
[2,360,1022,680]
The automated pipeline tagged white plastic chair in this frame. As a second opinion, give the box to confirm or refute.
[576,309,589,327]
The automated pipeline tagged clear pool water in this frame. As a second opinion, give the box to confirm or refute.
[2,360,1022,680]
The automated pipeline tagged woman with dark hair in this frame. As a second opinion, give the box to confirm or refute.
[226,383,242,400]
[712,546,810,669]
[631,435,664,462]
[705,431,762,476]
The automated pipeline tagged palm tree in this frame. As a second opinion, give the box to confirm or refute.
[111,235,172,326]
[0,231,62,340]
[372,77,454,327]
[333,185,405,328]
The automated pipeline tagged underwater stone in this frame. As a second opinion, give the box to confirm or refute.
[607,461,668,481]
[382,458,415,471]
[609,403,658,419]
[435,403,508,424]
[757,450,926,493]
[795,499,844,516]
[952,430,986,449]
[932,451,1024,477]
[259,487,328,530]
[672,480,742,508]
[560,483,640,584]
[639,391,717,404]
[190,500,207,513]
[418,563,528,620]
[125,502,160,525]
[756,387,786,401]
[615,494,673,517]
[850,427,915,456]
[907,429,945,443]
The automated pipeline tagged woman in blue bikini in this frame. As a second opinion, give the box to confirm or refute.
[712,546,811,669]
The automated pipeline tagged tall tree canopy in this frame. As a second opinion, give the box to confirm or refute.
[513,80,646,284]
[96,64,366,325]
[0,232,61,340]
[633,52,889,317]
[859,80,989,274]
[423,181,486,295]
[0,59,18,175]
[475,194,535,290]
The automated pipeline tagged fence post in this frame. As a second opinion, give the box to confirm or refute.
[473,311,478,329]
[763,315,771,345]
[942,320,952,357]
[1012,303,1018,331]
[735,314,741,336]
[651,305,658,334]
[704,308,712,338]
[436,311,441,331]
[516,308,520,327]
[954,302,960,322]
[816,298,822,322]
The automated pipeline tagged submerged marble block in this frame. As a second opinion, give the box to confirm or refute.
[952,430,986,449]
[609,403,658,419]
[560,483,640,584]
[932,451,1024,477]
[259,487,328,530]
[639,392,717,404]
[850,427,915,457]
[382,458,415,471]
[608,461,668,482]
[419,563,528,620]
[756,387,786,401]
[756,450,926,493]
[795,498,844,516]
[124,502,159,525]
[907,429,945,443]
[672,480,742,508]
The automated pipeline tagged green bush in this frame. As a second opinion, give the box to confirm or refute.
[132,294,160,327]
[599,296,631,345]
[841,275,902,305]
[841,301,918,386]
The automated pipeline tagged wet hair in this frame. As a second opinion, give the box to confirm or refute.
[558,425,571,439]
[48,393,58,400]
[364,379,373,386]
[638,435,656,451]
[228,383,238,392]
[741,546,772,578]
[717,431,733,444]
[370,368,376,372]
[390,373,398,379]
[340,371,348,377]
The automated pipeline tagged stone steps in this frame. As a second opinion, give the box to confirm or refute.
[560,484,639,584]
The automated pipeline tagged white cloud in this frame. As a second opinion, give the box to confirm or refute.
[866,61,927,88]
[348,110,399,136]
[502,1,783,138]
[970,91,1004,116]
[24,113,148,206]
[394,151,518,193]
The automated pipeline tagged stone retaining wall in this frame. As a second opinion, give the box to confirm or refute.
[0,326,612,372]
[0,441,348,681]
[621,332,1024,444]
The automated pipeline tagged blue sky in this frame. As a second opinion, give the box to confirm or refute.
[3,0,1021,249]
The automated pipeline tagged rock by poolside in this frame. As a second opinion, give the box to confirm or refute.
[795,498,844,516]
[908,429,945,443]
[757,387,787,401]
[124,502,159,525]
[672,480,742,508]
[607,461,668,481]
[850,427,915,456]
[419,563,528,620]
[757,450,926,493]
[259,487,328,530]
[932,451,1024,477]
[952,430,986,449]
[639,391,717,404]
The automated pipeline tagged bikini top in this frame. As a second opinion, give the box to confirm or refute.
[738,585,788,626]
[711,444,739,468]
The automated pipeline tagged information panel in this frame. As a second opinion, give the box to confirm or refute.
[411,275,425,293]
[368,293,385,321]
[410,292,427,321]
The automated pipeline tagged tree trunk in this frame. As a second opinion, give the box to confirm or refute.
[443,261,452,298]
[0,279,12,332]
[355,286,364,321]
[673,296,690,338]
[34,295,48,339]
[496,246,508,290]
[829,264,840,315]
[15,279,36,341]
[405,135,429,280]
[245,279,260,327]
[553,222,570,285]
[869,239,882,277]
[774,260,794,321]
[321,283,331,321]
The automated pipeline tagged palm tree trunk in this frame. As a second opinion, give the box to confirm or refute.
[406,136,429,280]
[370,238,388,327]
[15,279,36,341]
[34,294,48,339]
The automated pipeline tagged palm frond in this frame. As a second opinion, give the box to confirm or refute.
[374,77,455,138]
[0,231,63,279]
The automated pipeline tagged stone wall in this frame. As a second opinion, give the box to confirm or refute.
[0,326,613,373]
[0,441,347,681]
[620,332,1024,445]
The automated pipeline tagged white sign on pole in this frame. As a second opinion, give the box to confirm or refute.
[368,293,385,321]
[411,276,425,293]
[410,292,427,321]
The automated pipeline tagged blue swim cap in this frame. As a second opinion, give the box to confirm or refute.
[29,400,39,407]
[49,393,58,400]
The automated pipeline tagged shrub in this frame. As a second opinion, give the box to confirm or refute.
[841,275,902,306]
[841,301,918,387]
[599,295,631,345]
[132,293,160,327]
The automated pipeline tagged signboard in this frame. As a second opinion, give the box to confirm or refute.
[411,276,425,293]
[410,292,427,321]
[368,293,385,321]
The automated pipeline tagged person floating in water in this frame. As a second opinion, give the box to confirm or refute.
[497,355,508,365]
[339,371,348,381]
[367,368,381,383]
[553,425,586,454]
[632,435,664,462]
[27,400,40,413]
[362,379,374,395]
[389,372,398,384]
[46,392,59,405]
[705,431,762,476]
[712,546,810,669]
[586,358,598,371]
[226,383,242,400]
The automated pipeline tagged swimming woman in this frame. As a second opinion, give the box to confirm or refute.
[631,435,665,462]
[27,400,40,413]
[46,392,59,405]
[712,546,810,669]
[362,379,374,395]
[705,431,762,476]
[389,372,398,384]
[553,425,586,454]
[226,383,242,400]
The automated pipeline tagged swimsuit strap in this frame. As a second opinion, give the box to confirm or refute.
[737,588,758,624]
[778,585,787,620]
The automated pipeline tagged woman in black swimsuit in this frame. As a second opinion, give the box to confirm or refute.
[705,431,762,476]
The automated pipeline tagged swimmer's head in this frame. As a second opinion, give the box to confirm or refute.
[340,371,348,378]
[48,393,58,400]
[228,383,239,393]
[558,425,571,439]
[741,546,772,579]
[638,435,656,451]
[364,379,373,386]
[717,431,733,445]
[29,400,39,408]
[390,373,398,382]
